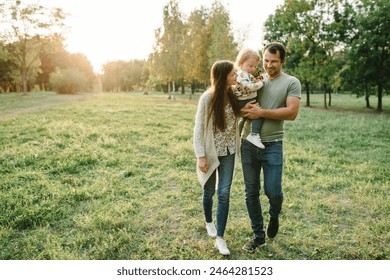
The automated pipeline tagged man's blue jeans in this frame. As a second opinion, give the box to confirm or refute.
[241,140,283,239]
[203,152,235,237]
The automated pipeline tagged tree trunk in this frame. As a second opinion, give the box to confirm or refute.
[323,85,328,109]
[305,82,310,107]
[167,81,171,99]
[172,81,176,101]
[190,80,195,100]
[191,81,195,95]
[22,67,28,95]
[365,84,371,108]
[377,81,383,112]
[365,93,370,108]
[328,91,332,107]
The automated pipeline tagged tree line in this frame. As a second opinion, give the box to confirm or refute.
[94,0,390,111]
[264,0,389,112]
[0,0,388,111]
[102,0,238,98]
[0,0,95,94]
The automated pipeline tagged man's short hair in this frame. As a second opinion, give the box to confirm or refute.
[263,42,286,61]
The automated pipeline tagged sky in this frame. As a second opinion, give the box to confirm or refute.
[38,0,285,72]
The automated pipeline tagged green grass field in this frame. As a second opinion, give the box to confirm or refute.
[0,92,389,260]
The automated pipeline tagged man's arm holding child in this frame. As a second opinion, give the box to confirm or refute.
[241,96,300,121]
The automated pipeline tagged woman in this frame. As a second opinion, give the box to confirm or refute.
[193,60,240,255]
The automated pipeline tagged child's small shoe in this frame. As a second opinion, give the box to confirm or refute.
[246,133,265,149]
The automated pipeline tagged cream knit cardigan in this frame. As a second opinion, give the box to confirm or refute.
[193,91,240,187]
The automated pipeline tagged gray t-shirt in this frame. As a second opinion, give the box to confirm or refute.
[242,72,301,142]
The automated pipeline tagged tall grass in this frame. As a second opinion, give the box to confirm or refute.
[0,92,389,259]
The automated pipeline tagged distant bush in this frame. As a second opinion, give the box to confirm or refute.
[50,68,88,94]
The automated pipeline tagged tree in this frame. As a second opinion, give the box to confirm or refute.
[123,60,149,90]
[102,59,148,92]
[48,52,94,94]
[0,0,66,94]
[264,0,345,109]
[150,0,185,99]
[102,60,126,92]
[36,34,68,91]
[37,40,95,93]
[183,7,210,96]
[206,1,238,67]
[149,0,239,94]
[0,40,17,92]
[343,0,390,112]
[50,68,87,94]
[68,53,95,90]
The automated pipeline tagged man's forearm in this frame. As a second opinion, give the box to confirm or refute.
[256,107,298,121]
[242,97,300,121]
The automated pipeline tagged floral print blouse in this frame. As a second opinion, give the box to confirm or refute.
[214,103,237,156]
[234,68,264,100]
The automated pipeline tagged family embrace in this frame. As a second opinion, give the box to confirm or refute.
[193,42,302,256]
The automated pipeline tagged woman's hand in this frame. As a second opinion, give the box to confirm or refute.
[198,156,208,173]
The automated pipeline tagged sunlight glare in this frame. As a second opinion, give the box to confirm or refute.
[41,0,284,73]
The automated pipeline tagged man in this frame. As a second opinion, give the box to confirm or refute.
[240,42,301,252]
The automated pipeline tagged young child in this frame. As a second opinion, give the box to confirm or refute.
[234,48,265,149]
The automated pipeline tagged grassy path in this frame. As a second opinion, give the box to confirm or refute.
[0,92,96,121]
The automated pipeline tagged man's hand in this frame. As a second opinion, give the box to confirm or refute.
[241,100,261,119]
[241,96,301,121]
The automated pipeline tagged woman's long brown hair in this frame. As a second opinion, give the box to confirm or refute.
[207,60,240,132]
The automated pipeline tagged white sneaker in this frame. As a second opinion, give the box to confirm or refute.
[246,133,265,149]
[215,238,230,255]
[206,222,217,237]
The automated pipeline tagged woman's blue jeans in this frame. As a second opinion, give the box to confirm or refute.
[203,152,235,237]
[241,140,283,239]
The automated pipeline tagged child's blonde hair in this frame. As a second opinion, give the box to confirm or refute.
[235,48,260,68]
